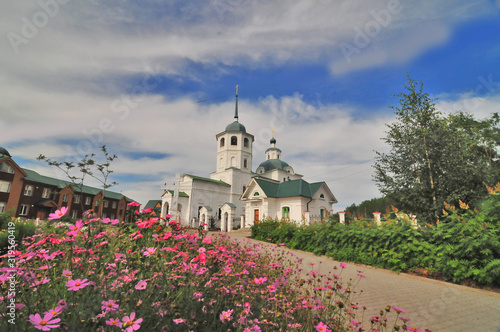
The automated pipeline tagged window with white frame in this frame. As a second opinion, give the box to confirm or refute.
[112,201,117,209]
[102,213,107,219]
[62,194,69,202]
[104,200,109,208]
[74,195,80,204]
[20,205,29,216]
[0,180,11,193]
[42,188,51,198]
[0,162,14,174]
[85,197,91,205]
[0,202,6,213]
[24,185,33,196]
[110,213,115,219]
[95,200,100,207]
[71,210,78,219]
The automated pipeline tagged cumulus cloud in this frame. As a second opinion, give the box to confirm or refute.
[1,0,499,209]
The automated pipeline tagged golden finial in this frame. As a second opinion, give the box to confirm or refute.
[236,85,239,95]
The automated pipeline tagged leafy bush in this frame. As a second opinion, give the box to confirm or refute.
[0,219,37,255]
[252,190,500,287]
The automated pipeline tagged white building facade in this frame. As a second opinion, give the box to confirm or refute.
[161,90,337,230]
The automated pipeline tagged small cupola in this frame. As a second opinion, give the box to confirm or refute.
[0,147,11,158]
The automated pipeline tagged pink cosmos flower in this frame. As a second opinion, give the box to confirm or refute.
[220,309,234,323]
[315,322,332,332]
[29,312,61,331]
[392,305,406,314]
[202,236,212,244]
[165,214,173,219]
[45,306,64,317]
[267,285,277,292]
[340,262,347,269]
[67,220,84,236]
[143,247,156,257]
[127,202,140,207]
[141,207,153,214]
[122,312,143,332]
[65,278,91,291]
[173,318,185,324]
[105,317,121,327]
[102,300,119,312]
[254,277,267,284]
[406,327,421,332]
[135,279,147,290]
[48,207,68,220]
[102,218,119,225]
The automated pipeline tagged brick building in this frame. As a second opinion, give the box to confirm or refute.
[0,147,138,221]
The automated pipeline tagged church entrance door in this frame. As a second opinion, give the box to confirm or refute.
[254,209,259,224]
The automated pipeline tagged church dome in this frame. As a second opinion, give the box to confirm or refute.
[257,159,290,172]
[225,121,246,133]
[0,147,11,158]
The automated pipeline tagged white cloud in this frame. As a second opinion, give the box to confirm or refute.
[1,0,498,209]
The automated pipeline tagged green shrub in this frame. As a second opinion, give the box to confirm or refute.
[0,218,37,254]
[251,191,500,287]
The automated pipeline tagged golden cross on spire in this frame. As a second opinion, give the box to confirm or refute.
[272,129,275,137]
[236,85,239,95]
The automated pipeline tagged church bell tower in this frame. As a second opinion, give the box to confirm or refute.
[214,86,254,173]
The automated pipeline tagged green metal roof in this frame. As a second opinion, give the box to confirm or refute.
[184,174,230,186]
[254,178,325,199]
[166,190,189,198]
[257,159,290,172]
[223,202,237,208]
[21,168,132,200]
[225,121,246,133]
[0,147,11,157]
[144,200,162,209]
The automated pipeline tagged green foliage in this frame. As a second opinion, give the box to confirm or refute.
[344,196,396,221]
[0,212,12,231]
[374,74,500,224]
[0,218,37,254]
[252,191,500,287]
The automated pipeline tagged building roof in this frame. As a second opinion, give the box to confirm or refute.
[225,120,247,133]
[21,168,133,201]
[184,174,230,186]
[165,190,189,198]
[254,178,327,199]
[257,159,290,172]
[0,147,11,158]
[144,200,162,209]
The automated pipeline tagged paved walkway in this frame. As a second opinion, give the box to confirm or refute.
[218,229,500,332]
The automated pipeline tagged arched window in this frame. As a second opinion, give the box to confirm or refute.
[320,194,325,199]
[231,136,237,146]
[244,138,249,147]
[243,158,248,168]
[253,191,260,196]
[220,137,225,147]
[282,206,290,219]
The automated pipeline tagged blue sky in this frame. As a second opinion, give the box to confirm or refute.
[1,0,499,210]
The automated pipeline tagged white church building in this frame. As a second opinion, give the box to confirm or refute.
[161,89,337,230]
